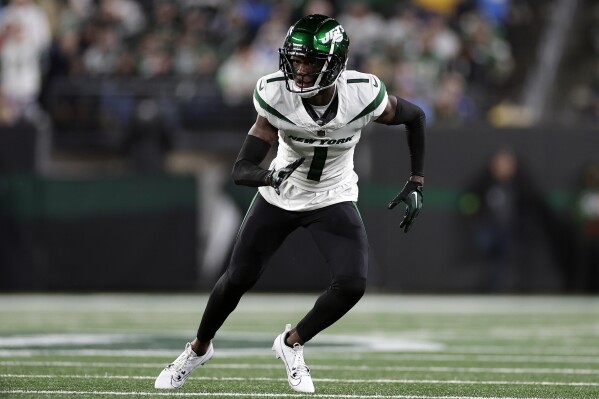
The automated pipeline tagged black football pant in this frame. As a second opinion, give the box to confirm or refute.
[197,193,368,342]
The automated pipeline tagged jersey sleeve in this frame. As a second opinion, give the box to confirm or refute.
[346,72,388,128]
[371,74,388,119]
[253,77,269,119]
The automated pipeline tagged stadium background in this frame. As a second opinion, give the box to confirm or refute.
[0,0,598,294]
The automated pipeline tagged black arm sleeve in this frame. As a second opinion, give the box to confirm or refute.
[390,96,426,177]
[231,134,272,186]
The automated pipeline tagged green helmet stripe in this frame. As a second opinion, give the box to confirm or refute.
[253,88,296,125]
[349,80,387,124]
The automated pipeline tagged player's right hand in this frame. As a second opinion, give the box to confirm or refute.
[267,157,305,195]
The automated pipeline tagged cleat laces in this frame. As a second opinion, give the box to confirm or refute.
[169,343,195,375]
[290,343,310,378]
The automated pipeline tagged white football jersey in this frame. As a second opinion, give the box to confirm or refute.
[253,69,388,211]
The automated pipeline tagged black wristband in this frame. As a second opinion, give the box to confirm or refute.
[231,135,272,187]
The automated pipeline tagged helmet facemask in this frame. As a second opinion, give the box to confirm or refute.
[279,46,345,98]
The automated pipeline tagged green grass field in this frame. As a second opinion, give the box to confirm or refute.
[1,293,598,399]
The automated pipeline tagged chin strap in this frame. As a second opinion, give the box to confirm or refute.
[296,87,320,98]
[295,81,337,98]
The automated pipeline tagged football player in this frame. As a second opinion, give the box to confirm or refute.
[155,14,425,393]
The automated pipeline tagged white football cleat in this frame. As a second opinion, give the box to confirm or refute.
[272,324,315,393]
[155,342,214,389]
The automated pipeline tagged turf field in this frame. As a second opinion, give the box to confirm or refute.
[1,293,598,399]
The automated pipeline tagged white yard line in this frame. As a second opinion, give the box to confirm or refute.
[2,361,599,375]
[2,374,599,387]
[0,390,583,399]
[353,353,599,364]
[443,346,599,356]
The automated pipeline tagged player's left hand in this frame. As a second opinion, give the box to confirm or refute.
[268,157,305,195]
[387,180,423,233]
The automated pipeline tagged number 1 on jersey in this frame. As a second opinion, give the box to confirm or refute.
[307,147,328,181]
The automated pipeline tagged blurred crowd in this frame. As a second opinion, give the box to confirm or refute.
[0,0,527,128]
[1,0,597,130]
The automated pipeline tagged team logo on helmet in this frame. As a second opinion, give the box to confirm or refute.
[320,26,345,45]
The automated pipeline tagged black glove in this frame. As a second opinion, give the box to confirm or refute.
[388,180,423,233]
[267,157,305,195]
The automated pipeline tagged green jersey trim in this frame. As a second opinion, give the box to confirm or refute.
[236,192,259,240]
[352,201,364,223]
[267,77,286,83]
[347,78,370,84]
[348,79,387,124]
[254,88,297,125]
